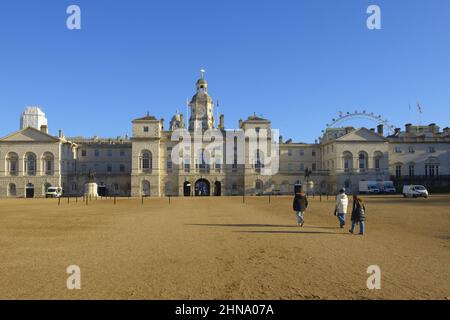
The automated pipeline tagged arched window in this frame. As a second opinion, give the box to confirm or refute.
[342,151,353,172]
[197,149,210,171]
[42,152,54,176]
[7,152,19,176]
[255,150,264,171]
[425,157,440,177]
[8,183,17,197]
[358,152,368,172]
[373,151,383,171]
[25,153,37,176]
[140,150,152,172]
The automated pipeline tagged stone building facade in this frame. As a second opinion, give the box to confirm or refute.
[1,76,449,197]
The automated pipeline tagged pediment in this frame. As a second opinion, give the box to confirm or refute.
[0,127,59,142]
[336,128,386,142]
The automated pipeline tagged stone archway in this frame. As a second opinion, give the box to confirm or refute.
[195,179,210,197]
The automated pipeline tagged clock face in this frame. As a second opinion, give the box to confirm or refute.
[196,105,206,117]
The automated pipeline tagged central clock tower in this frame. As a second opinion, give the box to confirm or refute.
[189,72,214,131]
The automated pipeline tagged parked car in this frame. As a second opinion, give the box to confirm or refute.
[359,181,380,194]
[46,187,63,198]
[402,185,429,198]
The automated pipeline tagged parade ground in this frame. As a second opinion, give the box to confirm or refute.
[0,195,449,300]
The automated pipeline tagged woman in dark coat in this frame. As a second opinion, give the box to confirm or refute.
[293,187,308,227]
[350,195,366,235]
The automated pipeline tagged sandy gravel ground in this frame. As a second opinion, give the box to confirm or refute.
[0,195,449,300]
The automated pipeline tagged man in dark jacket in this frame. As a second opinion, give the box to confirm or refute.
[293,187,309,227]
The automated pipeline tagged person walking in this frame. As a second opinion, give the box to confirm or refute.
[350,195,366,235]
[293,186,308,227]
[335,188,348,228]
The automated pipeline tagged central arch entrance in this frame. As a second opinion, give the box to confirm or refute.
[195,179,210,197]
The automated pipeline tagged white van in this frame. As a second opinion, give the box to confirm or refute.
[380,181,396,194]
[359,181,380,194]
[402,185,429,198]
[46,187,63,198]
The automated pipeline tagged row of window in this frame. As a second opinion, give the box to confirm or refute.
[286,163,317,172]
[395,164,440,178]
[286,149,317,157]
[394,146,436,153]
[6,153,54,176]
[81,149,127,157]
[342,152,383,171]
[80,164,127,173]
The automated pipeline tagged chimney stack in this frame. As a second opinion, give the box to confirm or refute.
[394,128,401,135]
[370,128,375,132]
[443,127,450,135]
[58,129,63,138]
[405,123,412,133]
[40,125,48,134]
[377,124,384,136]
[219,114,224,130]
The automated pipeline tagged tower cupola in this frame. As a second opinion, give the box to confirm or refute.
[189,69,215,131]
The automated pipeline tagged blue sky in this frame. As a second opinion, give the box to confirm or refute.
[0,0,449,142]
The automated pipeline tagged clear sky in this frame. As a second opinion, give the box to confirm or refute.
[0,0,449,142]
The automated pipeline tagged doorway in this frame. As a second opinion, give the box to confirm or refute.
[183,181,191,197]
[195,179,210,196]
[26,183,35,198]
[214,181,222,196]
[98,183,107,197]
